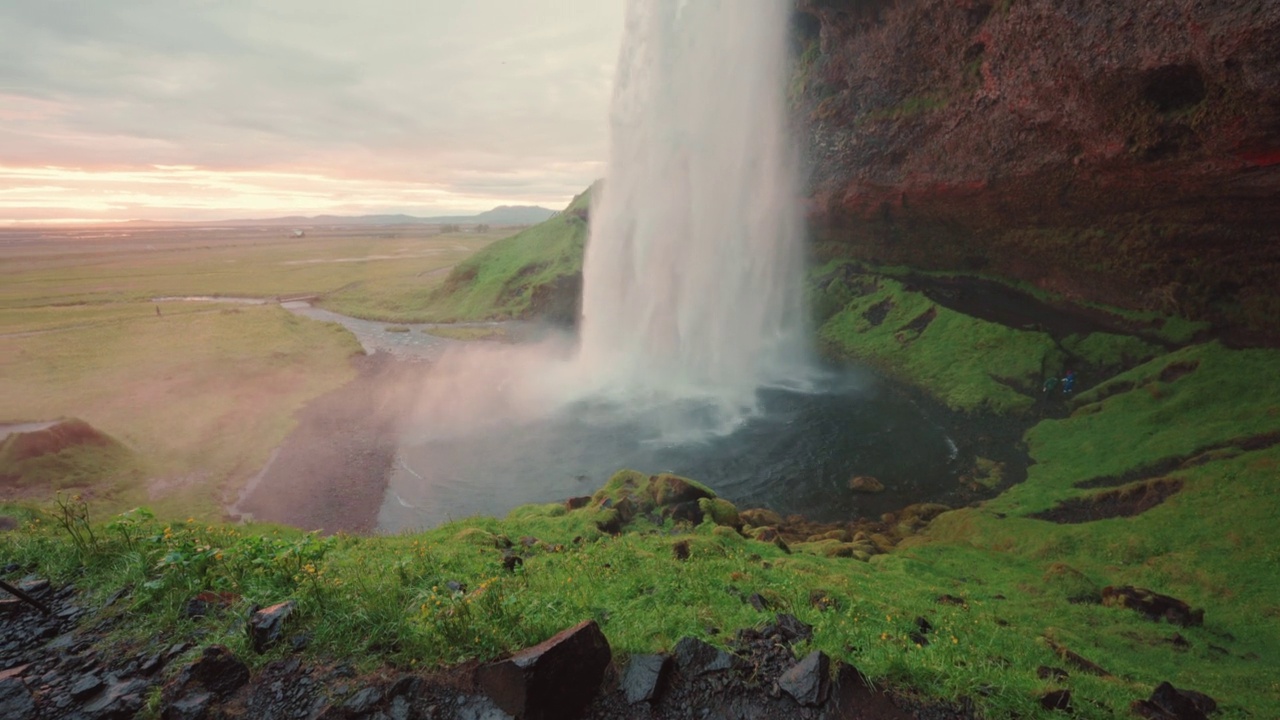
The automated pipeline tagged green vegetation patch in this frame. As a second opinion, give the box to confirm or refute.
[991,342,1280,513]
[8,451,1278,718]
[1060,332,1163,373]
[423,185,594,323]
[815,270,1061,414]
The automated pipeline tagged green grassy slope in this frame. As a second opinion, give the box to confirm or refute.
[422,184,595,323]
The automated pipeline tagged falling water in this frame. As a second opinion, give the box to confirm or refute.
[577,0,809,430]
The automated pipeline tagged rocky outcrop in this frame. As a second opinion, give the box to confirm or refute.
[795,0,1280,342]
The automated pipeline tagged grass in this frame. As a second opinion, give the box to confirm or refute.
[0,224,511,516]
[0,229,508,312]
[0,303,361,517]
[815,273,1061,414]
[6,441,1279,718]
[417,186,593,322]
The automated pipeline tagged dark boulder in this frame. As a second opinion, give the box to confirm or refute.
[778,650,830,707]
[0,678,36,720]
[163,691,212,720]
[1131,681,1217,720]
[82,677,148,719]
[672,637,739,676]
[181,645,251,697]
[771,614,814,643]
[621,654,670,705]
[250,600,297,653]
[1102,586,1204,627]
[476,619,611,720]
[649,474,715,507]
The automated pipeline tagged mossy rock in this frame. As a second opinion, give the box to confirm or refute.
[751,526,778,541]
[650,473,716,506]
[900,503,952,525]
[740,508,783,527]
[592,469,651,505]
[698,498,741,529]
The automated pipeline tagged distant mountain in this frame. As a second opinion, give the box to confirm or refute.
[121,205,558,228]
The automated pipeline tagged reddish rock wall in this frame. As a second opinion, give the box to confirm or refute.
[795,0,1280,341]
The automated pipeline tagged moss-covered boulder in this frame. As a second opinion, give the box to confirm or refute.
[650,473,715,507]
[698,498,741,529]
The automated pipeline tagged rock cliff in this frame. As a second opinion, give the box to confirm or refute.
[794,0,1280,342]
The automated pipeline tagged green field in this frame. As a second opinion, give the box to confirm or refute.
[0,224,514,515]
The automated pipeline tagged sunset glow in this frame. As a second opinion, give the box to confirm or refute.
[0,1,624,224]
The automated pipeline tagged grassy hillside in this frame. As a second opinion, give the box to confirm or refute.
[419,184,595,323]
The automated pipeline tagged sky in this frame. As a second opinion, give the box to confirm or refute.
[0,1,625,224]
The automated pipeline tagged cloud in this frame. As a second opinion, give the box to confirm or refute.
[0,0,623,221]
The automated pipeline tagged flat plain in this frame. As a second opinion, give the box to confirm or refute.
[0,223,512,517]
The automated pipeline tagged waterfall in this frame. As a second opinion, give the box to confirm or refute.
[577,0,809,430]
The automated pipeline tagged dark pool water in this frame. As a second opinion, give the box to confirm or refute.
[378,368,963,532]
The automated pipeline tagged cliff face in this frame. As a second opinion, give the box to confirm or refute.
[795,0,1280,341]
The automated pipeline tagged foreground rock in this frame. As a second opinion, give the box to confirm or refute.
[477,619,611,720]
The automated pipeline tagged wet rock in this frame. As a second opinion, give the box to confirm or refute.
[1102,586,1204,627]
[446,580,468,593]
[70,672,104,700]
[250,600,297,653]
[778,650,830,707]
[1132,681,1217,720]
[476,619,610,720]
[621,654,670,704]
[564,496,591,511]
[343,686,384,714]
[673,637,738,676]
[183,645,250,697]
[83,677,148,718]
[164,690,212,720]
[771,614,813,643]
[0,678,36,720]
[848,475,885,493]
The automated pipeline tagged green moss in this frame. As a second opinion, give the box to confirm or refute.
[698,497,741,528]
[817,274,1061,414]
[1061,332,1162,370]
